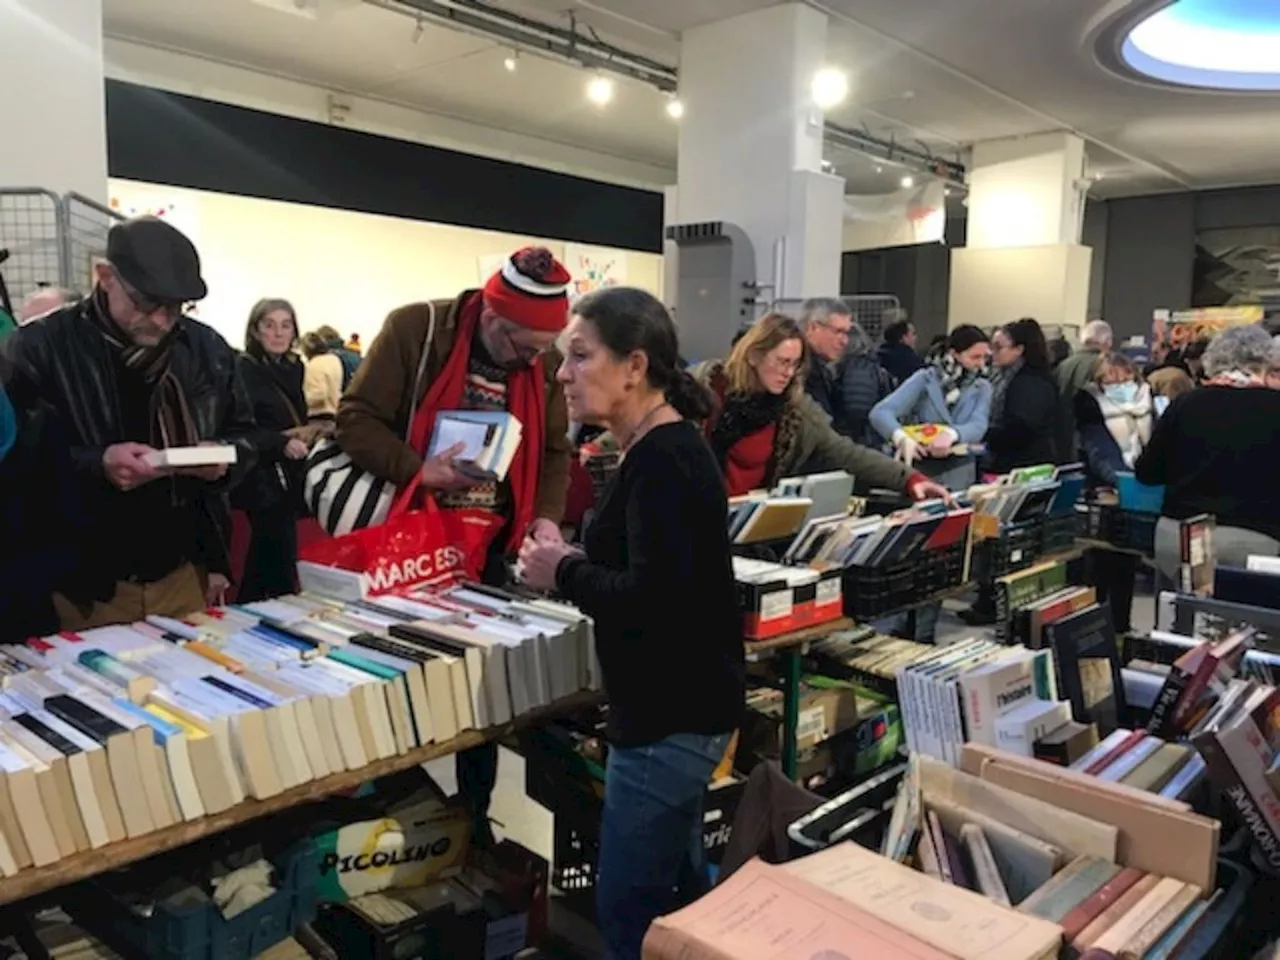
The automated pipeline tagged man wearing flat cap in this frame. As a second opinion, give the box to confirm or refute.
[335,245,573,847]
[1,215,255,625]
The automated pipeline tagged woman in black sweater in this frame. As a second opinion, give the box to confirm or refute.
[233,299,314,602]
[518,287,743,960]
[984,318,1060,474]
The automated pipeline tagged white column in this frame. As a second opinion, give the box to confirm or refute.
[950,132,1092,332]
[0,0,108,201]
[675,2,845,309]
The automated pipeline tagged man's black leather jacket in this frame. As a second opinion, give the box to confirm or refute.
[1,298,257,580]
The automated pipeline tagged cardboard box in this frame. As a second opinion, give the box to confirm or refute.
[309,798,471,903]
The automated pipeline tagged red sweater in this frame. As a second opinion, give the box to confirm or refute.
[723,425,776,496]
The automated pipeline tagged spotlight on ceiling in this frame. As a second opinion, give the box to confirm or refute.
[665,97,684,120]
[586,73,615,107]
[810,67,850,110]
[411,15,425,43]
[900,175,915,188]
[503,50,519,72]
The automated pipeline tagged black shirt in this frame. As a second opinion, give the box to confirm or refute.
[1135,385,1280,541]
[556,420,744,747]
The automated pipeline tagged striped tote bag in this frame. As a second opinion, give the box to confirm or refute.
[303,303,436,536]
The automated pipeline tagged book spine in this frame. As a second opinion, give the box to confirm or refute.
[1146,668,1191,738]
[1194,730,1280,872]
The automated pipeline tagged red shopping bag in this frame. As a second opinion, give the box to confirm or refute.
[298,476,503,595]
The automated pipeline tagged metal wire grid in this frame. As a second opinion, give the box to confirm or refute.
[63,192,122,297]
[841,294,903,343]
[0,188,64,309]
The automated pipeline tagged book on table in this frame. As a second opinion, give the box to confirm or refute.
[427,411,523,482]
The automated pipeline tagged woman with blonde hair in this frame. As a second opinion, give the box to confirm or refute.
[695,313,947,500]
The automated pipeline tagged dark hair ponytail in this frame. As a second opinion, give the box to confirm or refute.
[665,368,716,420]
[571,286,716,420]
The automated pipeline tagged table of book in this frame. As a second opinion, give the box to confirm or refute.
[0,688,605,909]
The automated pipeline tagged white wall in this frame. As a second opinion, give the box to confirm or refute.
[2,0,108,201]
[108,179,663,349]
[967,132,1086,250]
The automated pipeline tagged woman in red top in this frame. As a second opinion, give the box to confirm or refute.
[699,313,947,500]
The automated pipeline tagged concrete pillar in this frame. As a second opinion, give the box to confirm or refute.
[673,2,845,355]
[0,0,108,201]
[950,132,1093,333]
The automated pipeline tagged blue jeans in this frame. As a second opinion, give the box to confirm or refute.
[597,731,732,960]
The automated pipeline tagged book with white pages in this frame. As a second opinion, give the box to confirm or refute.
[343,636,434,747]
[203,673,319,786]
[338,628,457,744]
[0,718,85,857]
[326,646,415,755]
[0,732,62,866]
[385,623,477,735]
[392,620,494,728]
[166,676,284,799]
[109,698,205,822]
[439,588,553,710]
[428,410,524,483]
[143,445,237,469]
[308,657,398,760]
[276,663,368,771]
[140,698,240,815]
[513,596,599,693]
[144,680,257,804]
[36,676,179,832]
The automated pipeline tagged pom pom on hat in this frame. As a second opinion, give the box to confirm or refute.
[483,246,571,332]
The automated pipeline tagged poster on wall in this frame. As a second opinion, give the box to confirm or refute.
[564,244,627,298]
[1151,305,1263,350]
[108,182,204,314]
[1192,225,1280,310]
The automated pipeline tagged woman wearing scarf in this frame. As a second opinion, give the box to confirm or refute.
[1137,325,1280,577]
[0,362,99,643]
[233,299,318,602]
[869,324,993,492]
[695,313,950,502]
[960,318,1059,625]
[983,318,1060,476]
[1075,353,1154,635]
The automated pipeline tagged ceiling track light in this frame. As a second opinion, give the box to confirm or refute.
[665,96,684,120]
[503,49,519,72]
[811,66,850,110]
[411,14,425,43]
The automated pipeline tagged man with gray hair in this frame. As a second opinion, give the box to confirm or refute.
[800,297,890,444]
[1055,318,1113,459]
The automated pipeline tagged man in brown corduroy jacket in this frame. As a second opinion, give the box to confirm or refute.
[336,246,574,844]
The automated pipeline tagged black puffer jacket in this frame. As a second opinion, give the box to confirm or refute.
[1,298,257,582]
[232,352,307,512]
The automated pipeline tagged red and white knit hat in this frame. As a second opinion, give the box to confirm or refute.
[483,247,572,332]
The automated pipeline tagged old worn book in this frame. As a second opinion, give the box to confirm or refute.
[960,823,1011,906]
[1121,743,1192,794]
[784,842,1062,960]
[1017,855,1120,923]
[1091,877,1192,955]
[1116,882,1203,959]
[1059,866,1145,941]
[1072,873,1161,950]
[643,857,957,959]
[927,795,1061,904]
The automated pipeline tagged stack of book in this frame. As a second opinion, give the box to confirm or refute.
[874,749,1222,960]
[895,639,1062,766]
[427,411,523,482]
[1146,628,1254,739]
[1069,729,1206,801]
[0,583,599,874]
[782,499,973,571]
[993,559,1099,648]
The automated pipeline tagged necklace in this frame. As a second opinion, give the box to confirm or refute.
[619,399,672,455]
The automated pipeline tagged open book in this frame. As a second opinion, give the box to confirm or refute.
[428,411,523,482]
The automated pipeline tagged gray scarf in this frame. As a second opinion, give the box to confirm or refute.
[989,357,1024,427]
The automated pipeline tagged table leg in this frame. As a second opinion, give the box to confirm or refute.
[781,648,802,780]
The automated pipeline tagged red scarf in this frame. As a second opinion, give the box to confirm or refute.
[407,293,546,553]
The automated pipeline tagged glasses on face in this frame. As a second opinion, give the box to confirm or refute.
[113,270,184,319]
[766,353,803,374]
[821,321,853,340]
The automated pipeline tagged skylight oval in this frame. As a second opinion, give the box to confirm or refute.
[1122,0,1280,90]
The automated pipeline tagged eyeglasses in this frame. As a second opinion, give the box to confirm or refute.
[113,269,184,319]
[766,353,803,373]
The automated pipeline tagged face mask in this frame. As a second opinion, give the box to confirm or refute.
[1103,382,1138,405]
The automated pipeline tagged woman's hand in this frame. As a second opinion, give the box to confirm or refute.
[517,538,576,591]
[907,476,953,505]
[892,429,921,466]
[926,427,959,458]
[283,438,310,460]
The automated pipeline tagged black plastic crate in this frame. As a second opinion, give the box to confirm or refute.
[552,824,600,898]
[1107,508,1159,555]
[843,560,916,618]
[1040,512,1082,554]
[521,725,606,843]
[973,519,1043,580]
